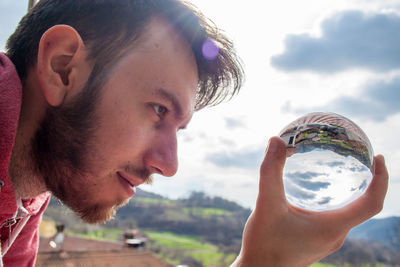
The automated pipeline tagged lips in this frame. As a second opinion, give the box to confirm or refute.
[117,172,145,197]
[118,171,145,187]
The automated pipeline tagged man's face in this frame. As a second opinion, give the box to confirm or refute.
[34,17,198,223]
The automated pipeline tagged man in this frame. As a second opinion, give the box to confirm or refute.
[0,0,389,266]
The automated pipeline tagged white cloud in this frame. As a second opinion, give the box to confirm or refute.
[271,10,400,73]
[206,147,264,169]
[286,74,400,121]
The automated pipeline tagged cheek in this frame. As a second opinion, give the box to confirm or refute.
[93,92,153,165]
[93,120,150,164]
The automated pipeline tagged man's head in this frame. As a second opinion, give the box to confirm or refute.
[7,0,243,110]
[7,0,243,224]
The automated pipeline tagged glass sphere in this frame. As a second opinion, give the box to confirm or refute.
[279,112,374,212]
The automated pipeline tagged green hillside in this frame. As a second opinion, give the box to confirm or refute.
[43,189,400,267]
[114,190,250,251]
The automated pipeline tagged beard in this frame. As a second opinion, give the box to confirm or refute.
[30,83,126,224]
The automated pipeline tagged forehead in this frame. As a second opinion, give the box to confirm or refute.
[101,16,199,119]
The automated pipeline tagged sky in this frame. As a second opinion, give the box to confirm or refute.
[1,0,399,218]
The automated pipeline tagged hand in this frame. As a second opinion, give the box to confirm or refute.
[231,136,388,267]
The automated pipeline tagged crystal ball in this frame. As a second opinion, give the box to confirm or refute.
[279,112,374,212]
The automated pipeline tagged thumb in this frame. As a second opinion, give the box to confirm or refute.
[257,136,287,206]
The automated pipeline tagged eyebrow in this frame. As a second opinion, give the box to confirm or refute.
[153,88,188,128]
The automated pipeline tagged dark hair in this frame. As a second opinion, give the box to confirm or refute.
[6,0,243,110]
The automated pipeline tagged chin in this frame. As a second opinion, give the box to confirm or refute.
[76,197,130,224]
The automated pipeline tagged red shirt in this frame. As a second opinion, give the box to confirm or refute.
[0,53,50,267]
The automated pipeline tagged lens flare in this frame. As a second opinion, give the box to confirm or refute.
[202,39,219,60]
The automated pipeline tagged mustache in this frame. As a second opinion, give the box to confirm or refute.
[123,165,154,185]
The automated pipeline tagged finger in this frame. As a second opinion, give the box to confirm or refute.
[257,136,287,205]
[350,155,389,221]
[322,155,389,228]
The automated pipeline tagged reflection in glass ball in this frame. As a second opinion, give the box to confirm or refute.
[279,112,374,212]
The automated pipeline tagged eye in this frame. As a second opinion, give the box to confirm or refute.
[152,104,168,118]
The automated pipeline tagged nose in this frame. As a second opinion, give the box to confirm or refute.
[143,132,178,177]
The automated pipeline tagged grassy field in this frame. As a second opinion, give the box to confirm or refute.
[145,231,213,250]
[132,197,175,206]
[183,207,232,217]
[69,228,124,242]
[311,263,339,267]
[145,231,236,266]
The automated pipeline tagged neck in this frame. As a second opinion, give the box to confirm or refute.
[9,142,48,199]
[9,73,48,199]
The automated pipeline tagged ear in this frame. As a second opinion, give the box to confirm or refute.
[37,25,88,107]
